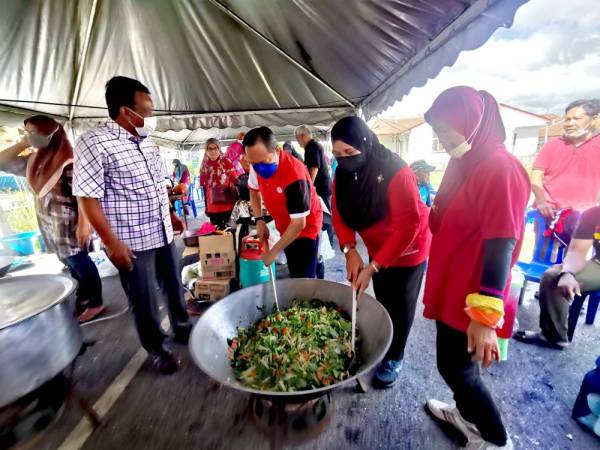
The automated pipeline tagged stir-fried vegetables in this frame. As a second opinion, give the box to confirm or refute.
[229,299,354,392]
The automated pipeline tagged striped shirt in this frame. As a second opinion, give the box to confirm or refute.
[73,119,172,251]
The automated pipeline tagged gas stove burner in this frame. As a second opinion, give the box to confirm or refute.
[0,373,68,449]
[250,393,334,448]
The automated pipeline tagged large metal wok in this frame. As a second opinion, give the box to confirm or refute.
[0,275,81,408]
[189,278,393,400]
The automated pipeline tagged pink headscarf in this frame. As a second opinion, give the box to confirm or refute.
[225,140,245,176]
[424,86,507,233]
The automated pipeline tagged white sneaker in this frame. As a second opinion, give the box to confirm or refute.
[426,399,513,450]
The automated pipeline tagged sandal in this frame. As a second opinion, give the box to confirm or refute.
[78,306,106,324]
[513,330,568,349]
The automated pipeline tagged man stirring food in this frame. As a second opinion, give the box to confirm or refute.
[243,127,323,278]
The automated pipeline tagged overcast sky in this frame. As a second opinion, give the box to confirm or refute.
[381,0,600,118]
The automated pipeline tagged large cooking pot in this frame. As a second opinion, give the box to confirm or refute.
[189,278,393,400]
[0,275,81,408]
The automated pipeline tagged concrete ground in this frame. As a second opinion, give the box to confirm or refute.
[20,228,600,450]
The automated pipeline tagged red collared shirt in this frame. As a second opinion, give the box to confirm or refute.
[249,150,322,240]
[534,134,600,212]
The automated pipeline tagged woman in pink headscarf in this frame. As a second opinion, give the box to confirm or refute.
[225,132,246,176]
[422,87,529,449]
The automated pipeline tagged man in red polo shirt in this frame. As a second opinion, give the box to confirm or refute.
[244,127,323,278]
[532,99,600,219]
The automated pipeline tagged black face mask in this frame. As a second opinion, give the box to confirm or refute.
[337,153,366,172]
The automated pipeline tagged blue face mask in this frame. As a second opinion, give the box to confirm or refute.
[253,161,278,179]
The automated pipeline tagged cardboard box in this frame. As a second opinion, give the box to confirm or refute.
[193,279,231,302]
[198,234,236,280]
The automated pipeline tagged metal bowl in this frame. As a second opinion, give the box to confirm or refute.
[189,278,393,400]
[0,275,81,408]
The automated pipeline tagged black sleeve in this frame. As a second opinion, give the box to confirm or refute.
[304,142,321,169]
[479,238,517,299]
[573,207,600,240]
[284,179,311,217]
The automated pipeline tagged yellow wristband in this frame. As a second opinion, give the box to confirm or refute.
[466,293,505,315]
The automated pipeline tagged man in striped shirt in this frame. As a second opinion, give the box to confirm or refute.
[74,76,190,375]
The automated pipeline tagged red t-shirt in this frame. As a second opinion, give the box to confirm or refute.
[249,150,323,240]
[533,135,600,211]
[332,166,431,267]
[423,152,530,333]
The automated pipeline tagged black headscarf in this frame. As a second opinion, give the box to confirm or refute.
[331,116,406,231]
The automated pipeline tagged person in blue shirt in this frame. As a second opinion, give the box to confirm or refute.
[410,160,436,207]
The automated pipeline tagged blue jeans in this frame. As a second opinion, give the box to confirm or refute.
[61,252,103,309]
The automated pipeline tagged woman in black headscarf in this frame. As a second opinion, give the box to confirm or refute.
[331,116,431,388]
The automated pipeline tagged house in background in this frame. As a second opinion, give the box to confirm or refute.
[371,104,547,170]
[538,113,564,149]
[371,117,425,156]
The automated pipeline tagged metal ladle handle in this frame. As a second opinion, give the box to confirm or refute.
[268,263,280,311]
[351,288,357,353]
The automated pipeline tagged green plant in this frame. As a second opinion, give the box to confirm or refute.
[0,191,38,234]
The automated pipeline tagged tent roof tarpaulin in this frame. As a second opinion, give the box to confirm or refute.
[0,0,526,132]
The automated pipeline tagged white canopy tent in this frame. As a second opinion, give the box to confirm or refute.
[0,0,527,135]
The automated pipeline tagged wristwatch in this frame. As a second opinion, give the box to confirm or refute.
[559,270,576,280]
[254,216,266,224]
[342,244,356,255]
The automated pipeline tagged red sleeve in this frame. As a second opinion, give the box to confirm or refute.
[475,158,530,239]
[373,167,422,267]
[199,167,207,187]
[331,179,356,247]
[181,169,191,185]
[532,140,555,170]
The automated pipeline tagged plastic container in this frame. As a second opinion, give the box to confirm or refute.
[573,356,600,438]
[239,237,275,288]
[0,231,41,256]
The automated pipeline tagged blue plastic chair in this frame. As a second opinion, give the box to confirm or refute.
[516,209,566,304]
[175,181,198,219]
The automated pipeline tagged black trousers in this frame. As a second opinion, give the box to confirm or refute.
[208,210,233,228]
[118,242,190,353]
[372,263,425,361]
[284,237,318,278]
[321,195,335,247]
[436,321,507,446]
[61,252,103,310]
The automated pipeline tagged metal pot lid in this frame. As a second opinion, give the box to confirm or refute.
[0,275,76,330]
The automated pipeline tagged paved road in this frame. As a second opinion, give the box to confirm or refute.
[33,238,599,450]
